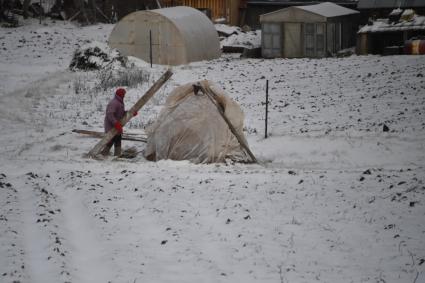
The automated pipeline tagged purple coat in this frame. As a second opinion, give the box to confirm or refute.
[104,94,125,132]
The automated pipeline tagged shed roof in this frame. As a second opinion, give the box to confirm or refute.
[260,2,359,22]
[296,2,360,17]
[357,0,425,9]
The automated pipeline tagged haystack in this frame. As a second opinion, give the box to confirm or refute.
[144,81,251,163]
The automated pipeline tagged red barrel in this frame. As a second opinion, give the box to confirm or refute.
[404,39,425,54]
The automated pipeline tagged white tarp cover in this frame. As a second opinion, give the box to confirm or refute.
[144,81,250,163]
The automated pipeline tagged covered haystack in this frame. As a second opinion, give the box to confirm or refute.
[144,81,251,164]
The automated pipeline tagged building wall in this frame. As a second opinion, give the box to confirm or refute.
[356,29,425,55]
[162,0,240,25]
[262,18,358,58]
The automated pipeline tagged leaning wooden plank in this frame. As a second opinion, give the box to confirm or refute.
[87,69,173,157]
[72,129,147,142]
[73,129,147,138]
[198,81,258,164]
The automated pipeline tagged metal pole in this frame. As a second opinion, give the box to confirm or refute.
[39,0,42,24]
[265,79,269,139]
[149,30,152,68]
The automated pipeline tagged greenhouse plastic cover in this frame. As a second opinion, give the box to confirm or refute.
[144,81,250,164]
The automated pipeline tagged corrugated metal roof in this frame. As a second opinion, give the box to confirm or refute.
[297,2,359,17]
[357,0,425,9]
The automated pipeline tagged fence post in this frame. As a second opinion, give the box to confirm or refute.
[265,79,269,139]
[149,30,153,68]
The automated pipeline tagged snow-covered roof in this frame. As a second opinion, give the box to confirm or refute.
[358,0,425,9]
[260,1,359,21]
[215,24,241,36]
[295,2,359,17]
[358,15,425,33]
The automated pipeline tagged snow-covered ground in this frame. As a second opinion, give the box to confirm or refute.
[1,19,425,283]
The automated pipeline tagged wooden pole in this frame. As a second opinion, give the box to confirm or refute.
[265,79,269,139]
[72,129,147,142]
[87,69,173,157]
[95,5,111,23]
[39,0,42,24]
[68,10,81,22]
[198,81,258,164]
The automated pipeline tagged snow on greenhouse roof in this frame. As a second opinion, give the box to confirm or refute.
[358,15,425,33]
[296,2,359,17]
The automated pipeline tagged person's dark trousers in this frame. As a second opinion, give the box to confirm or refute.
[101,134,122,156]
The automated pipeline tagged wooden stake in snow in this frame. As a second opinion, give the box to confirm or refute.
[87,69,173,157]
[265,79,269,139]
[198,81,258,164]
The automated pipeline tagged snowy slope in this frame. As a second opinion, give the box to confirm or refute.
[1,19,425,283]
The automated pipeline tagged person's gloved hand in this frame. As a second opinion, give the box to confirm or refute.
[114,121,123,133]
[133,111,138,117]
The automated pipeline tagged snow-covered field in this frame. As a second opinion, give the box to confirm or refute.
[1,19,425,283]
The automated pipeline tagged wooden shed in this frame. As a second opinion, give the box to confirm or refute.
[260,2,359,58]
[108,6,221,66]
[357,12,425,55]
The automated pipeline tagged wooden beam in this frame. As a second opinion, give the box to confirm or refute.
[72,129,147,142]
[198,81,258,163]
[87,69,173,157]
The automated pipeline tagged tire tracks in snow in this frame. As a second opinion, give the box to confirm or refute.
[5,170,116,283]
[61,186,115,283]
[18,172,71,283]
[0,173,28,282]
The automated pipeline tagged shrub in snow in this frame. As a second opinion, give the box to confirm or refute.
[69,41,127,71]
[95,66,150,91]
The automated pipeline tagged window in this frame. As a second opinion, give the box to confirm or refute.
[304,23,326,57]
[262,23,281,58]
[316,23,325,57]
[304,23,315,57]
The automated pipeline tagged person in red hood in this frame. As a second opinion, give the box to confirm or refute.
[102,88,137,156]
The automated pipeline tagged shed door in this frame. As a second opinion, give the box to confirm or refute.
[304,23,325,58]
[283,23,301,58]
[262,22,282,58]
[304,23,315,57]
[316,23,325,57]
[335,22,342,51]
[327,23,335,55]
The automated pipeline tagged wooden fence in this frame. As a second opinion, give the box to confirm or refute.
[162,0,228,21]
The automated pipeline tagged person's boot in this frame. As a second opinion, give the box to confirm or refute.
[114,146,122,157]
